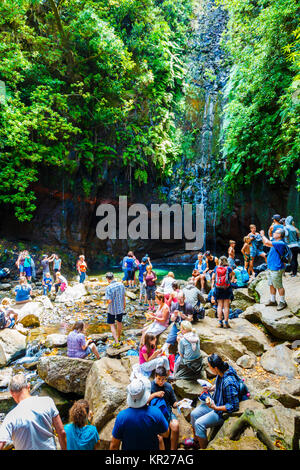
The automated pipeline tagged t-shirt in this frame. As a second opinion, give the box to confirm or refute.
[161,276,175,294]
[233,267,247,287]
[267,240,286,271]
[0,396,58,450]
[24,256,32,268]
[139,345,154,365]
[54,258,61,270]
[145,272,156,287]
[64,423,99,450]
[15,285,31,302]
[170,302,194,324]
[41,259,50,274]
[43,277,52,286]
[112,406,168,450]
[138,263,147,283]
[124,256,134,271]
[150,381,177,417]
[67,330,86,358]
[194,259,206,273]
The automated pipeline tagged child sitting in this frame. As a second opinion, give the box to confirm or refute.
[148,366,179,450]
[42,272,52,296]
[0,298,18,330]
[231,259,249,288]
[139,333,170,378]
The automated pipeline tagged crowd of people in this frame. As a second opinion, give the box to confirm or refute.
[0,213,298,450]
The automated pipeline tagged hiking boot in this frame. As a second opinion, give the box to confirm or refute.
[217,322,223,328]
[224,322,231,329]
[277,301,287,311]
[265,300,278,307]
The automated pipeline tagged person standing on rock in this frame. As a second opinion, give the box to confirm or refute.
[260,228,289,311]
[144,264,157,311]
[15,251,25,278]
[67,321,100,360]
[53,254,62,274]
[138,256,149,305]
[77,255,87,283]
[0,373,67,450]
[241,235,251,275]
[23,250,33,282]
[285,216,299,277]
[105,272,126,346]
[41,254,55,278]
[247,224,267,277]
[211,256,234,329]
[227,240,236,269]
[268,214,287,240]
[110,376,168,451]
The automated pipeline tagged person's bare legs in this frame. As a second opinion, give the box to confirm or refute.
[170,419,179,450]
[217,300,224,325]
[223,299,230,326]
[90,343,100,359]
[200,274,205,290]
[116,321,122,341]
[198,437,208,449]
[110,324,119,343]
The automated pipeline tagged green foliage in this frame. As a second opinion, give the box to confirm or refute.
[0,0,193,220]
[219,0,300,193]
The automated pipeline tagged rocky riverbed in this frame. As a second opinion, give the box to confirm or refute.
[0,272,299,450]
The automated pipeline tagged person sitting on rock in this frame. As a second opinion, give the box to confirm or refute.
[42,272,52,296]
[190,354,241,449]
[54,271,68,294]
[165,291,194,350]
[0,298,18,330]
[160,272,176,305]
[164,281,180,308]
[231,259,249,288]
[110,376,168,451]
[193,253,207,293]
[182,279,205,320]
[14,276,32,304]
[64,399,99,450]
[67,321,100,360]
[174,321,203,381]
[141,293,170,345]
[138,333,170,378]
[203,252,219,293]
[148,366,179,450]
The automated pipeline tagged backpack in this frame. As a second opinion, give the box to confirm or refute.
[238,378,250,401]
[215,266,230,288]
[274,243,292,265]
[149,397,170,421]
[236,266,249,284]
[0,311,6,329]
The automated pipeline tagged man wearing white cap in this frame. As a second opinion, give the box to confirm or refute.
[110,376,168,450]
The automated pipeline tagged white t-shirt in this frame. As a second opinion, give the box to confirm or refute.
[0,396,59,450]
[160,276,175,294]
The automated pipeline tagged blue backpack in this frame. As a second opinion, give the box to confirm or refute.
[239,267,249,284]
[149,397,170,421]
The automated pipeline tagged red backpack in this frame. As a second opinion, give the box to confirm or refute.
[215,266,230,288]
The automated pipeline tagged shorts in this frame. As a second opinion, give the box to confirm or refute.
[250,246,265,258]
[268,269,284,290]
[107,313,124,324]
[146,285,156,300]
[214,286,233,301]
[24,266,32,277]
[125,270,134,281]
[139,282,146,296]
[243,253,250,263]
[84,347,92,356]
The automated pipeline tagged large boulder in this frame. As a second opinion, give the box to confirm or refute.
[0,329,26,366]
[0,391,15,414]
[247,304,300,341]
[37,356,93,395]
[260,344,298,378]
[256,387,300,409]
[173,380,204,400]
[210,406,299,450]
[44,334,67,348]
[55,283,87,303]
[159,317,269,362]
[231,288,256,311]
[195,317,269,361]
[84,357,129,430]
[0,368,13,388]
[13,301,43,327]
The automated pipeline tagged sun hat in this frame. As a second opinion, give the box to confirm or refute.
[127,377,151,408]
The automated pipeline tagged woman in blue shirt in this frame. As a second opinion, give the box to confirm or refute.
[65,400,99,450]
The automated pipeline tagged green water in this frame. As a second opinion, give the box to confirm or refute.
[92,264,194,282]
